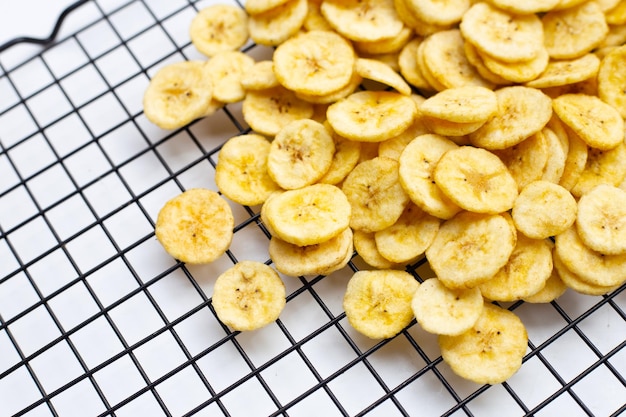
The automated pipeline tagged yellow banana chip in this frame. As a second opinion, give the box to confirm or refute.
[406,0,469,26]
[426,211,517,289]
[190,5,249,57]
[598,45,626,118]
[273,30,355,96]
[553,249,622,296]
[525,54,601,89]
[240,60,280,91]
[439,303,528,385]
[267,119,335,189]
[542,2,609,59]
[570,141,626,197]
[248,0,308,46]
[143,61,213,130]
[511,180,577,240]
[326,91,418,142]
[478,234,553,302]
[576,184,626,255]
[320,0,404,42]
[242,85,314,137]
[343,269,419,339]
[212,261,286,331]
[155,188,234,264]
[215,133,281,206]
[522,266,567,303]
[342,156,410,232]
[493,132,549,191]
[460,2,544,63]
[469,86,553,150]
[419,86,498,124]
[355,58,412,96]
[205,51,254,103]
[487,0,560,14]
[353,230,404,270]
[398,38,433,91]
[434,146,518,214]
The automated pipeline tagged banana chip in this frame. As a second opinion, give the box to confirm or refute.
[248,0,308,46]
[343,270,419,339]
[353,230,404,270]
[558,127,588,191]
[469,86,553,150]
[460,2,544,63]
[598,45,626,118]
[240,60,280,90]
[245,0,291,15]
[480,47,549,84]
[525,54,601,89]
[570,141,626,197]
[215,134,281,206]
[478,234,553,302]
[155,188,234,264]
[419,86,498,124]
[355,58,412,96]
[320,0,404,42]
[267,119,335,189]
[398,38,433,91]
[439,303,528,385]
[542,2,609,59]
[263,183,351,246]
[522,266,567,303]
[555,226,626,288]
[212,261,286,331]
[205,51,254,103]
[406,0,469,26]
[412,277,483,336]
[552,93,624,151]
[434,146,518,214]
[273,30,355,96]
[487,0,560,14]
[493,132,549,191]
[190,5,249,57]
[398,134,462,219]
[426,211,517,289]
[326,91,418,142]
[374,203,440,264]
[576,184,626,255]
[242,85,314,137]
[511,180,577,240]
[342,156,410,232]
[143,61,213,130]
[269,227,353,276]
[553,249,621,296]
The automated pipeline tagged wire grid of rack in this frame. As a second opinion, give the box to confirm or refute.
[0,0,625,416]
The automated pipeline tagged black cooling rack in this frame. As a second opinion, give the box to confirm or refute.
[1,0,625,416]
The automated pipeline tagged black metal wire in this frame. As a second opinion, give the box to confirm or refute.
[0,0,92,53]
[1,1,625,416]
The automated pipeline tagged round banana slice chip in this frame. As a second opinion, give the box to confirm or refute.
[317,125,362,185]
[267,119,335,189]
[215,133,281,206]
[189,5,249,57]
[212,261,286,331]
[434,146,518,214]
[426,211,517,289]
[245,0,291,15]
[248,0,308,46]
[406,0,469,26]
[143,61,213,130]
[262,183,351,246]
[398,134,462,220]
[420,29,493,89]
[540,126,567,184]
[343,269,420,339]
[241,60,280,91]
[552,93,624,151]
[460,2,544,63]
[511,180,577,240]
[576,184,626,255]
[342,156,410,232]
[478,235,553,302]
[398,38,433,91]
[439,303,528,385]
[493,132,549,191]
[412,277,483,336]
[242,85,314,137]
[155,188,234,264]
[273,30,356,96]
[598,45,626,118]
[542,2,609,59]
[205,51,254,103]
[570,141,626,198]
[558,127,588,192]
[374,203,440,264]
[320,0,404,42]
[555,226,626,287]
[419,86,498,124]
[553,249,622,296]
[469,86,553,151]
[269,227,353,276]
[480,46,549,84]
[525,54,601,89]
[326,91,418,142]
